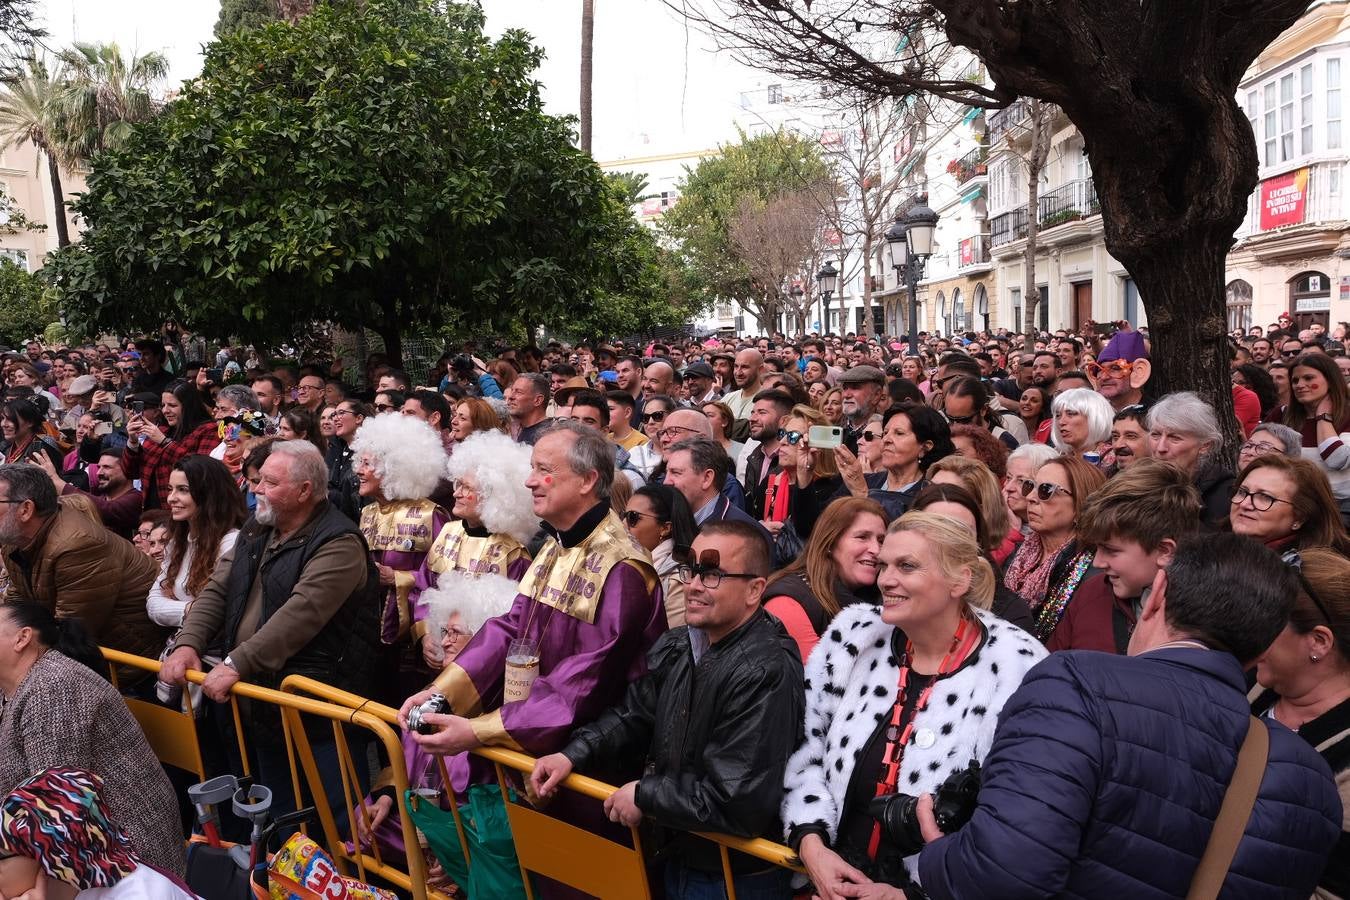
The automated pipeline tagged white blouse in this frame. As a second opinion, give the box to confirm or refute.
[146,529,240,627]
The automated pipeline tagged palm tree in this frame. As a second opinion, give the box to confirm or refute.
[580,0,593,153]
[55,42,168,158]
[0,56,73,247]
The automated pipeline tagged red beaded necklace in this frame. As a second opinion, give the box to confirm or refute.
[867,614,981,859]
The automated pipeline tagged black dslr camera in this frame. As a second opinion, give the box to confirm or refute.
[868,760,982,857]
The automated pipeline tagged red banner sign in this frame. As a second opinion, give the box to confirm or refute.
[1259,168,1309,230]
[959,238,975,267]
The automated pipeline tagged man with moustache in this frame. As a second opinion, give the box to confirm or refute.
[1089,329,1152,412]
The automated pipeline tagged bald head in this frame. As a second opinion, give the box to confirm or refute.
[660,409,713,453]
[642,360,675,400]
[734,349,764,391]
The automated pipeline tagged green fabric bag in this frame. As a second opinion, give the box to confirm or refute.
[403,784,529,900]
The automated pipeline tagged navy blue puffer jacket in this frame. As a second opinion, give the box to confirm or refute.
[917,648,1342,899]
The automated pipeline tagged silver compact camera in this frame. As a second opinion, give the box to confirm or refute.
[408,692,450,735]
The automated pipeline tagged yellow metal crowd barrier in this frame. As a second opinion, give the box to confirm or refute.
[102,649,802,900]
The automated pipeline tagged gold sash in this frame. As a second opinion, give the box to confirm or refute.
[360,498,441,554]
[425,520,529,579]
[516,510,656,625]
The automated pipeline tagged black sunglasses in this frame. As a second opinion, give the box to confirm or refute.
[1020,480,1074,501]
[861,430,880,441]
[621,509,659,527]
[646,409,668,423]
[778,428,804,445]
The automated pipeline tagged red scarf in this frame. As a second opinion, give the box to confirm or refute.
[763,470,792,523]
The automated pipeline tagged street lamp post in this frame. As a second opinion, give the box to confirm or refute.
[884,195,939,352]
[817,261,838,335]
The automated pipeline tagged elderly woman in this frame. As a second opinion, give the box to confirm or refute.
[0,768,196,900]
[1002,455,1107,641]
[1147,391,1234,525]
[210,384,269,495]
[784,512,1047,895]
[1285,352,1350,524]
[1002,442,1058,542]
[764,497,887,661]
[410,429,536,665]
[1251,548,1350,898]
[1049,387,1114,463]
[350,413,452,650]
[1238,422,1304,471]
[1228,455,1350,556]
[828,403,955,523]
[0,603,184,876]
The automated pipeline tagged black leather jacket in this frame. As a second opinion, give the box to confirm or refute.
[561,609,804,873]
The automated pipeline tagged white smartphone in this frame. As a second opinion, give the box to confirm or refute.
[808,425,843,450]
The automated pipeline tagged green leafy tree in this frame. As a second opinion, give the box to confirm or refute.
[215,0,278,38]
[661,128,829,331]
[44,0,645,364]
[0,259,57,346]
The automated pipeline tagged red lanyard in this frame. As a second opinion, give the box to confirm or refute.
[867,615,980,859]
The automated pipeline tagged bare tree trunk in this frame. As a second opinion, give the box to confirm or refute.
[579,0,594,154]
[859,234,875,338]
[1020,101,1050,352]
[45,152,70,248]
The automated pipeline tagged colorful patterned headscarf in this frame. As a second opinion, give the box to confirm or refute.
[0,768,139,889]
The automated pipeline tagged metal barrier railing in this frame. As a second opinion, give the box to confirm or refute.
[102,649,803,900]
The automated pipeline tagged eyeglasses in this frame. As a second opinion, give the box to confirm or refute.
[675,564,759,589]
[778,429,804,445]
[946,413,977,425]
[1085,360,1134,379]
[374,403,394,412]
[1239,440,1282,457]
[1020,480,1074,501]
[332,409,357,418]
[659,425,699,442]
[646,409,668,423]
[1231,485,1294,511]
[1281,349,1301,357]
[1007,476,1035,495]
[298,383,322,392]
[621,509,659,527]
[861,430,880,442]
[1282,550,1334,625]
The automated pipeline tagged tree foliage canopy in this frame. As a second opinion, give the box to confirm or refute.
[44,0,658,358]
[0,259,56,346]
[660,129,829,327]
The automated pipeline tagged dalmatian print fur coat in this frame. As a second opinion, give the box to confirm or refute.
[782,604,1047,880]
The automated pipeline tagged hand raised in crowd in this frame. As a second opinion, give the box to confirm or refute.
[834,444,868,498]
[794,436,817,487]
[797,833,872,900]
[159,645,202,686]
[529,753,574,800]
[28,450,63,489]
[602,780,643,827]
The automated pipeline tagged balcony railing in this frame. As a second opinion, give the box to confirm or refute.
[990,208,1028,247]
[1234,161,1346,241]
[987,98,1031,142]
[957,234,991,268]
[948,146,988,186]
[1038,177,1099,227]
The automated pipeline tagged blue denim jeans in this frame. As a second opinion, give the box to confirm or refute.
[663,862,793,900]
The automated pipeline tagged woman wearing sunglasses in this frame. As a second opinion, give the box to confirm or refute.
[1002,455,1107,642]
[1227,455,1350,556]
[622,484,696,627]
[1250,548,1350,899]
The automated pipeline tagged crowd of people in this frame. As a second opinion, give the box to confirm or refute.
[0,315,1347,900]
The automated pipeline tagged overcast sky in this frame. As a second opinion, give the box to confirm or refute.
[34,0,762,161]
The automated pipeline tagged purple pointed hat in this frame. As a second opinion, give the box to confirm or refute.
[1098,329,1148,363]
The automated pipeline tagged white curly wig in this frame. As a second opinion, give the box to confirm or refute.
[444,429,538,545]
[422,570,519,639]
[348,412,449,501]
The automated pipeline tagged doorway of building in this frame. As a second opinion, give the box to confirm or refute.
[1072,281,1093,331]
[1288,271,1331,332]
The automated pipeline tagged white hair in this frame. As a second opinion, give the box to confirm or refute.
[444,429,538,544]
[348,413,448,501]
[1050,387,1115,453]
[1147,391,1223,450]
[1007,441,1058,470]
[422,570,519,646]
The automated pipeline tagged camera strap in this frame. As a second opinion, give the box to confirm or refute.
[868,614,980,860]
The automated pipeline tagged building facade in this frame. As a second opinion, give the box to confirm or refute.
[1226,0,1350,334]
[0,141,85,271]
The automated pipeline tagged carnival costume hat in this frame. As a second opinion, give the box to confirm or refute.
[444,429,538,545]
[349,412,450,501]
[217,407,272,442]
[0,768,139,889]
[1097,328,1149,363]
[422,571,519,646]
